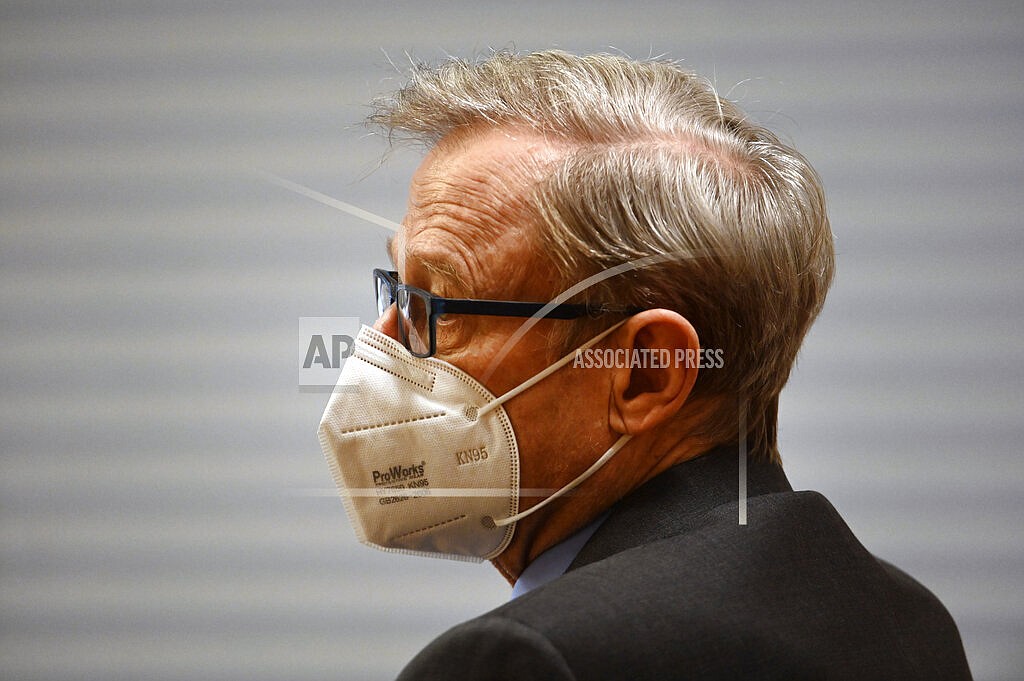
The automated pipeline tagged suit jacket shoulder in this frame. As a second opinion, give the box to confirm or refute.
[397,450,972,681]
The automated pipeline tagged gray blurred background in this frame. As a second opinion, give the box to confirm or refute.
[2,1,1021,679]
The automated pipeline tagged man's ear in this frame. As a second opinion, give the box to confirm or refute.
[607,310,700,435]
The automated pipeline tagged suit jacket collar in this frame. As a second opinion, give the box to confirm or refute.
[569,445,792,571]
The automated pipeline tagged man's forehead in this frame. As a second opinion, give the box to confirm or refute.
[408,127,544,205]
[392,126,560,294]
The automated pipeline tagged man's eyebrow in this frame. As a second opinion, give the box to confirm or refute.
[386,234,469,292]
[385,235,396,267]
[406,248,470,294]
[419,257,467,290]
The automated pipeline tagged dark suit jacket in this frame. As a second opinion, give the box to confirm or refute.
[396,448,972,680]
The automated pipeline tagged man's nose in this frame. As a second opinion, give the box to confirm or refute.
[373,303,402,341]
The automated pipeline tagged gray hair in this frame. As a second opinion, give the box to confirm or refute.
[370,50,835,462]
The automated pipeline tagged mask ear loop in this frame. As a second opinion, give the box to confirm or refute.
[476,320,627,421]
[475,319,632,529]
[484,432,632,528]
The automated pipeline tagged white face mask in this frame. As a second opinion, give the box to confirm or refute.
[317,324,631,562]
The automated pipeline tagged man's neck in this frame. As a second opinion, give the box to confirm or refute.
[509,512,608,598]
[491,427,718,584]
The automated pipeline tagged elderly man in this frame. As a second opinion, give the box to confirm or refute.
[318,51,971,680]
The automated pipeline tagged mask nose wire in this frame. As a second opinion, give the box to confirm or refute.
[476,319,628,420]
[488,432,632,528]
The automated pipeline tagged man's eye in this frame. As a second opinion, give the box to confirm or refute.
[435,314,459,327]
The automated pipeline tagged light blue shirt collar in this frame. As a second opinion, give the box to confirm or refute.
[510,513,608,599]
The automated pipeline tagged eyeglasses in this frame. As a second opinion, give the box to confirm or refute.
[374,269,642,358]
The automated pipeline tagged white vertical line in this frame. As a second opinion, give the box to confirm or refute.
[738,397,747,526]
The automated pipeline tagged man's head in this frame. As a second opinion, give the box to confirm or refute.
[369,50,834,578]
[373,49,834,463]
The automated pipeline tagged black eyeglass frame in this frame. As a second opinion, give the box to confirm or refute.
[373,268,643,358]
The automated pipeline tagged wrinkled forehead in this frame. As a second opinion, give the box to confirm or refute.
[393,126,563,298]
[408,125,554,217]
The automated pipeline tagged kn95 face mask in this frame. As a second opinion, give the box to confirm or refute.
[317,323,631,562]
